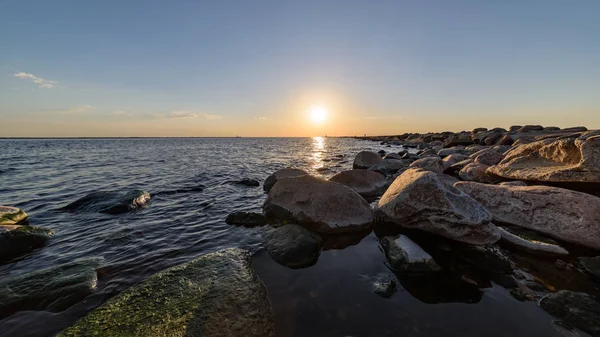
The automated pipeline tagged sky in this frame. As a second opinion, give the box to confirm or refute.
[1,0,599,137]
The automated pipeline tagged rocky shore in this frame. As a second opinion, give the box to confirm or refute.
[1,125,600,336]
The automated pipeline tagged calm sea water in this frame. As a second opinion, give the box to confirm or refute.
[0,138,593,337]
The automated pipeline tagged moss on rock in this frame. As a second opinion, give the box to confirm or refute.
[0,207,28,226]
[59,248,274,337]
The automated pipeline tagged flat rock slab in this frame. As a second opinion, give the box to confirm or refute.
[59,248,274,337]
[498,227,568,256]
[540,291,600,337]
[0,259,100,318]
[455,181,600,250]
[0,206,28,226]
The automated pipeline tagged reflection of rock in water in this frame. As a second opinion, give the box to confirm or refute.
[62,190,150,214]
[321,230,371,250]
[395,272,483,304]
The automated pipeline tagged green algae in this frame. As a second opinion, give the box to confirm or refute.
[0,209,28,226]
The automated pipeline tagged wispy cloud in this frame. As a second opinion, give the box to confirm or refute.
[162,111,222,120]
[14,72,57,89]
[254,116,267,120]
[44,105,96,114]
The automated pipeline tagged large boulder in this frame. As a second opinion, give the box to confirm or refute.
[329,169,387,199]
[488,133,600,183]
[443,133,473,148]
[264,224,322,268]
[409,157,444,174]
[470,148,505,166]
[0,225,55,263]
[540,291,600,337]
[368,159,408,176]
[375,168,500,245]
[62,190,151,214]
[455,182,600,249]
[437,147,466,158]
[459,163,494,183]
[441,153,469,171]
[264,175,374,233]
[0,206,28,226]
[263,168,307,193]
[0,259,100,318]
[381,235,440,272]
[353,151,383,169]
[59,249,274,337]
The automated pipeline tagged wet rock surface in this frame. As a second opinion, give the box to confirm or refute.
[225,212,267,227]
[264,175,374,233]
[0,225,55,264]
[381,235,441,272]
[62,190,151,214]
[0,259,100,319]
[59,248,274,337]
[264,224,322,269]
[540,291,600,337]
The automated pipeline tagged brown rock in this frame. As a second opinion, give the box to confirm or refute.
[263,168,308,193]
[409,157,444,174]
[329,169,387,199]
[353,151,383,169]
[471,148,505,166]
[459,163,494,183]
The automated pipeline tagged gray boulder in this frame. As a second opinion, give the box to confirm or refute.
[353,151,383,169]
[459,163,495,183]
[381,235,441,272]
[442,153,470,171]
[455,182,600,249]
[58,249,274,337]
[329,169,387,199]
[264,224,322,268]
[0,259,100,318]
[263,168,308,193]
[540,291,600,337]
[376,168,500,245]
[368,159,407,175]
[264,175,374,234]
[409,157,444,174]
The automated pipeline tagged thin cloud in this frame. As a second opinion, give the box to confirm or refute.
[14,72,57,89]
[44,105,96,114]
[163,111,222,120]
[254,116,267,120]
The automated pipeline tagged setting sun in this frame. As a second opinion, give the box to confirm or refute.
[309,106,328,123]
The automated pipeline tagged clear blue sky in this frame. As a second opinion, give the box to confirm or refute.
[1,0,599,137]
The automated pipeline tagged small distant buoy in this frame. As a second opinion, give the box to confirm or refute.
[0,206,28,226]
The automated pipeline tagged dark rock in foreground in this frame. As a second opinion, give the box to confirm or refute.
[264,175,374,234]
[0,259,100,319]
[264,224,322,269]
[263,168,307,193]
[0,225,55,263]
[59,248,274,337]
[580,256,600,280]
[225,212,267,227]
[62,190,151,214]
[540,291,600,337]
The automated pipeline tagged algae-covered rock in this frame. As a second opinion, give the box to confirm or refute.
[0,225,55,263]
[59,248,274,337]
[62,190,151,214]
[0,259,100,318]
[0,206,28,226]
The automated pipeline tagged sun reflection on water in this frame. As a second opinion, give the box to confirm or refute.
[311,137,326,170]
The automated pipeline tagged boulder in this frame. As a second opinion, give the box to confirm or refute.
[0,206,28,226]
[518,125,544,132]
[444,133,474,148]
[225,212,267,227]
[409,157,444,174]
[472,128,488,133]
[544,126,561,131]
[62,190,151,214]
[445,158,474,176]
[454,182,600,249]
[580,256,600,279]
[234,178,260,187]
[58,249,274,337]
[483,132,503,146]
[0,259,100,318]
[471,148,505,166]
[509,125,523,132]
[264,224,322,268]
[437,147,466,158]
[540,291,600,337]
[370,274,397,298]
[498,227,568,256]
[368,159,407,176]
[0,225,55,263]
[488,134,600,183]
[376,168,500,245]
[496,134,514,145]
[383,153,402,160]
[381,235,441,272]
[499,181,528,186]
[459,163,494,183]
[417,148,438,158]
[353,151,383,169]
[263,168,308,193]
[442,153,470,171]
[563,126,588,132]
[329,169,387,199]
[264,175,374,234]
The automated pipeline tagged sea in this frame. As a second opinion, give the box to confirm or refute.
[0,137,594,337]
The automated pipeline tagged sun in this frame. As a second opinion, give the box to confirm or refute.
[309,105,328,123]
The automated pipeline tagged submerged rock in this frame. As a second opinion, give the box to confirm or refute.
[264,224,322,269]
[225,212,267,227]
[263,168,308,193]
[58,248,274,337]
[381,235,441,272]
[498,227,569,256]
[0,225,55,263]
[0,206,28,226]
[376,168,500,245]
[580,256,600,279]
[370,274,397,298]
[353,151,383,169]
[234,178,260,187]
[540,291,600,337]
[62,190,151,214]
[329,169,386,199]
[264,175,374,234]
[455,182,600,250]
[488,133,600,183]
[0,259,100,318]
